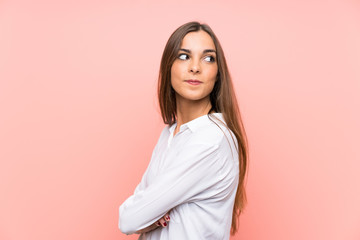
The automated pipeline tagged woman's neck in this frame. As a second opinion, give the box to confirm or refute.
[174,94,213,131]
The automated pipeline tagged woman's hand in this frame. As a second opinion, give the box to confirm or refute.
[135,211,171,234]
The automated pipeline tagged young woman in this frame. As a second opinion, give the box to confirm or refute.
[119,21,248,239]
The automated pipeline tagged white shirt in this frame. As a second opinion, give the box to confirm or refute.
[119,113,239,240]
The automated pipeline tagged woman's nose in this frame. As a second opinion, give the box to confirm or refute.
[189,60,201,73]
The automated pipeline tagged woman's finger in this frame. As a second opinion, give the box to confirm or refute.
[159,218,167,227]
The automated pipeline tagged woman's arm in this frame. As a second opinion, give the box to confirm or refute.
[135,212,171,234]
[118,143,221,235]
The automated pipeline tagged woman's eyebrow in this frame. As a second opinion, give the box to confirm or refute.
[179,48,216,54]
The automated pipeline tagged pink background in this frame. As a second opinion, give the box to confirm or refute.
[1,0,359,239]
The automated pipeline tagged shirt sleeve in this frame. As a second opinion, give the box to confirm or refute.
[118,143,221,235]
[132,128,165,195]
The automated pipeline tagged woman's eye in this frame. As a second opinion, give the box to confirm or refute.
[204,55,215,62]
[178,54,189,60]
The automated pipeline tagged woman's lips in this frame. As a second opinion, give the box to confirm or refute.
[185,80,202,85]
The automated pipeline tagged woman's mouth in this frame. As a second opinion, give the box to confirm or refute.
[185,79,202,85]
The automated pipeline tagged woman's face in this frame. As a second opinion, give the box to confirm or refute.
[171,30,218,103]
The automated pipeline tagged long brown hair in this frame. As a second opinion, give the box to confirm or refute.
[157,21,249,235]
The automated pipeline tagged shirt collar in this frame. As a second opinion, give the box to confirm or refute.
[169,112,224,134]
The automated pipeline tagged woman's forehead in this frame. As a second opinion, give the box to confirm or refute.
[180,31,216,51]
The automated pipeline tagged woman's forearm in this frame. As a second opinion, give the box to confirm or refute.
[135,211,171,234]
[135,223,159,234]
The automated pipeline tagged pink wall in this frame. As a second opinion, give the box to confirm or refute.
[1,0,359,239]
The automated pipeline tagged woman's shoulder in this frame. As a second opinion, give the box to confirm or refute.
[157,123,173,138]
[190,114,233,146]
[190,114,239,172]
